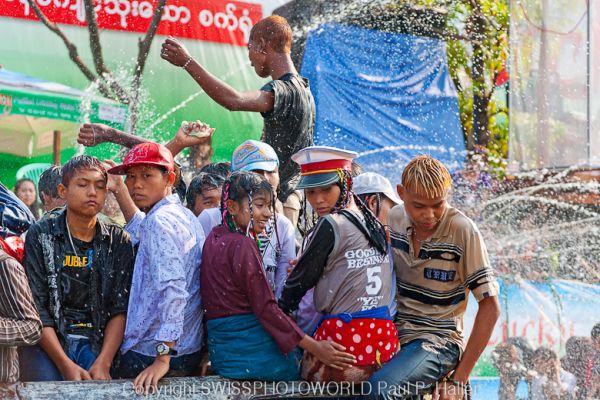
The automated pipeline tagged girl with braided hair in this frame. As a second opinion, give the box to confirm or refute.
[200,171,355,381]
[279,146,397,382]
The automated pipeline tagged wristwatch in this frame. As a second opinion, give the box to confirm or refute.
[156,342,178,356]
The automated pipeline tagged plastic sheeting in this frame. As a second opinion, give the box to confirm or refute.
[509,0,600,170]
[301,23,466,181]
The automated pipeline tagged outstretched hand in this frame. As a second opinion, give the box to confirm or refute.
[161,37,193,67]
[170,120,215,152]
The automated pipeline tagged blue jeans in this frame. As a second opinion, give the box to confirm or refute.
[18,336,98,381]
[118,350,202,379]
[367,339,460,400]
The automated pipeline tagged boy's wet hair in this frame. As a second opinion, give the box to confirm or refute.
[61,155,107,187]
[249,15,292,54]
[186,172,226,208]
[401,155,452,199]
[200,162,231,179]
[38,166,62,204]
[592,323,600,339]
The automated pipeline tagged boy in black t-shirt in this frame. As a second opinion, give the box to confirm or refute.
[161,15,315,226]
[21,156,135,381]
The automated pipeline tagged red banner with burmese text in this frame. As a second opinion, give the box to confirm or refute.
[0,0,262,46]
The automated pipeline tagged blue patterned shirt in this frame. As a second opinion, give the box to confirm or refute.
[121,195,204,357]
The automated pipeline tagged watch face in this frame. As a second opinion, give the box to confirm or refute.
[157,344,167,354]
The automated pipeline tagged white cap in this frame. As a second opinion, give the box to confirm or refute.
[353,172,402,205]
[292,146,358,189]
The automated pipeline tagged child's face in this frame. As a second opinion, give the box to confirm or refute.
[16,181,37,206]
[58,168,107,218]
[192,186,221,216]
[366,194,396,226]
[229,191,273,234]
[305,184,341,217]
[253,168,279,193]
[397,186,447,233]
[124,165,174,212]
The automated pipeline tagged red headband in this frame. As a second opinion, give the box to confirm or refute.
[300,160,352,175]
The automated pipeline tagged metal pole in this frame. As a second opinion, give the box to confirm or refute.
[586,0,591,166]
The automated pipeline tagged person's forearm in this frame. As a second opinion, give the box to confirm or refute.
[105,127,149,148]
[452,297,500,382]
[112,180,139,222]
[94,314,125,368]
[39,327,73,373]
[184,60,243,111]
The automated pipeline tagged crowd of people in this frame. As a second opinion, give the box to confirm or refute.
[0,13,558,400]
[492,324,600,399]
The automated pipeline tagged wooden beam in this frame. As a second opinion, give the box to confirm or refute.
[53,130,61,166]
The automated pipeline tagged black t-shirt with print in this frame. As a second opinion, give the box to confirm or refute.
[61,237,93,336]
[261,73,315,201]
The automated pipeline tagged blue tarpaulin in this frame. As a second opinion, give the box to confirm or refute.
[301,24,466,180]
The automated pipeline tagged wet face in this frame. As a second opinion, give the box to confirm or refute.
[192,187,221,217]
[305,184,341,217]
[228,190,273,234]
[247,39,269,78]
[16,181,37,207]
[253,168,280,193]
[398,186,447,233]
[124,165,174,212]
[58,168,107,218]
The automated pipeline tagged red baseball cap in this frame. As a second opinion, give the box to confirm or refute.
[108,142,174,175]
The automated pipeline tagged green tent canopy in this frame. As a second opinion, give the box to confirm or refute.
[0,68,128,158]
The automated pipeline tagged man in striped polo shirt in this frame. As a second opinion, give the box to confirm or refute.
[368,156,500,400]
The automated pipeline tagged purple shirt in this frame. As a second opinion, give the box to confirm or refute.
[201,226,304,354]
[121,195,204,356]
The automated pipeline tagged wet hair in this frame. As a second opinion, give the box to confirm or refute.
[61,155,107,187]
[38,166,62,204]
[351,161,364,177]
[356,193,382,219]
[14,178,36,194]
[249,15,292,54]
[220,171,274,239]
[200,162,231,179]
[401,155,452,199]
[186,172,226,209]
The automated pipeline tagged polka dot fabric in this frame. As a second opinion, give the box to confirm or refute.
[314,317,398,366]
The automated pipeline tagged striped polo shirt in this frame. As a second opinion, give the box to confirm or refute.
[388,204,499,353]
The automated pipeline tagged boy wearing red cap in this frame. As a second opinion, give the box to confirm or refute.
[106,142,205,395]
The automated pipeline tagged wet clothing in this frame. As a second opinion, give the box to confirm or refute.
[388,205,499,354]
[0,182,34,238]
[198,207,296,298]
[367,339,461,400]
[61,238,93,336]
[121,194,204,357]
[23,209,135,355]
[0,250,42,383]
[279,210,393,315]
[201,225,304,355]
[260,73,315,202]
[207,314,301,381]
[279,209,394,381]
